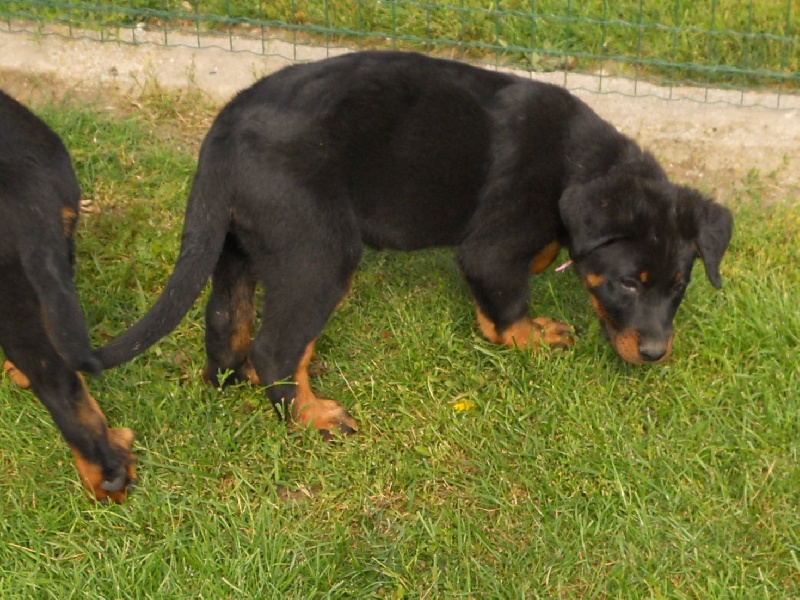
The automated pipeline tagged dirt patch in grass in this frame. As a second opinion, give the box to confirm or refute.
[1,27,798,204]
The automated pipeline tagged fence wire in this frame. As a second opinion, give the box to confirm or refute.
[1,1,797,107]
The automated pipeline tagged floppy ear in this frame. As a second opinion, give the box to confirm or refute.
[559,177,632,258]
[685,189,733,288]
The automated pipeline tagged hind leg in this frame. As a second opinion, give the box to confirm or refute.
[252,330,358,440]
[247,241,361,439]
[204,235,259,387]
[0,302,136,503]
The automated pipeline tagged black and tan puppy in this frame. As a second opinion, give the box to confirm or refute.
[95,51,732,438]
[0,90,136,502]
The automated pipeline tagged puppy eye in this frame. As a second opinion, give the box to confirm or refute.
[619,278,639,293]
[673,281,687,295]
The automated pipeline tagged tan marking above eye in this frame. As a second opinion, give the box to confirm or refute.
[585,273,604,288]
[639,271,649,283]
[674,272,683,282]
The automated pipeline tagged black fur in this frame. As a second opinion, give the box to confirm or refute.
[0,90,135,501]
[95,52,733,431]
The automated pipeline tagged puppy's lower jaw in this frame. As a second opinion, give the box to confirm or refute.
[606,325,673,365]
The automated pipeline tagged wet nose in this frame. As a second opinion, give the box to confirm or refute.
[638,341,668,362]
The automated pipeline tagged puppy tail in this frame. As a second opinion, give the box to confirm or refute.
[94,152,232,370]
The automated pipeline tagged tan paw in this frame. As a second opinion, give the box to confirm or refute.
[531,316,574,349]
[292,396,358,442]
[71,427,137,504]
[3,360,31,389]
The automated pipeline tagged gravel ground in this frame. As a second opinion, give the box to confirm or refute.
[1,25,798,202]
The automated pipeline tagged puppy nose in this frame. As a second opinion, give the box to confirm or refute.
[639,341,668,362]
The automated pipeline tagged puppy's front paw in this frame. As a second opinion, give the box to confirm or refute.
[71,427,138,504]
[3,360,31,389]
[532,316,574,349]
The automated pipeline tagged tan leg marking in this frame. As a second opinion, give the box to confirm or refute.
[476,309,573,349]
[201,360,259,386]
[61,207,78,238]
[240,276,354,391]
[230,277,259,385]
[240,362,260,385]
[530,241,561,274]
[290,340,357,440]
[229,278,255,358]
[3,359,31,388]
[531,316,575,349]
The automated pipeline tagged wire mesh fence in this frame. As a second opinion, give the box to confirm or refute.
[1,1,797,107]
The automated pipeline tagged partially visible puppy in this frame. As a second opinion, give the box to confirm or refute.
[0,90,136,502]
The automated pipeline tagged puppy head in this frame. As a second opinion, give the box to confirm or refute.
[559,172,733,364]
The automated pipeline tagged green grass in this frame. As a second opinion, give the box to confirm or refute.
[1,93,799,597]
[1,0,798,90]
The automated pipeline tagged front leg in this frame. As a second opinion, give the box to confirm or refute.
[4,356,137,503]
[457,242,573,350]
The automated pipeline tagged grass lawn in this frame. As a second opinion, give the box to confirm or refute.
[1,89,799,597]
